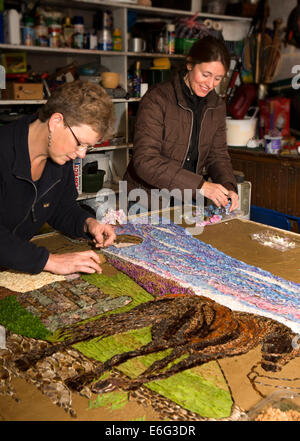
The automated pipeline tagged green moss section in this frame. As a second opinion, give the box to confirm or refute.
[81,272,154,314]
[89,391,129,411]
[0,296,50,339]
[74,326,233,419]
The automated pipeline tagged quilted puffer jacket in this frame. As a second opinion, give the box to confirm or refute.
[124,71,237,202]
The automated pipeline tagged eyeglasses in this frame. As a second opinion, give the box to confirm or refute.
[64,118,96,152]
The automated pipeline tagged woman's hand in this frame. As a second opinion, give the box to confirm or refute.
[84,217,116,248]
[44,219,116,275]
[201,182,230,208]
[44,250,103,275]
[227,190,239,212]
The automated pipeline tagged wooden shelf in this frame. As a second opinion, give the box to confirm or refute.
[77,181,121,201]
[0,99,139,105]
[87,143,132,152]
[68,0,251,21]
[0,99,47,105]
[0,43,187,60]
[0,43,123,55]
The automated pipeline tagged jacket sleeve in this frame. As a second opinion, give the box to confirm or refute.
[204,102,237,193]
[46,162,93,238]
[0,222,49,274]
[132,90,203,198]
[0,163,50,274]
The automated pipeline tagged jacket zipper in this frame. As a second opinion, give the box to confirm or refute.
[195,106,214,174]
[178,103,194,167]
[179,103,215,170]
[13,176,61,234]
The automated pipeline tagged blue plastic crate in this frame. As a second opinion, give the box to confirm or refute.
[250,206,292,231]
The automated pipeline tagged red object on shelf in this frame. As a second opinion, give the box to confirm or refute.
[6,73,28,82]
[94,139,110,148]
[227,84,258,119]
[259,97,290,137]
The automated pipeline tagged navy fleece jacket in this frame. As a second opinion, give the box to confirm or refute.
[0,114,92,274]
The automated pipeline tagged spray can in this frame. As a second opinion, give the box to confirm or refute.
[166,24,175,54]
[73,16,84,49]
[23,16,35,46]
[98,28,112,50]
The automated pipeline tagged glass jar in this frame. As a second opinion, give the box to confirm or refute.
[63,17,74,48]
[49,23,62,48]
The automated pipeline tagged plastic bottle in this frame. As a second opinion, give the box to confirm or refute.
[133,61,141,98]
[89,29,98,49]
[73,16,84,49]
[63,17,73,48]
[156,31,164,53]
[112,28,122,51]
[166,24,175,54]
[3,9,21,44]
[102,9,113,31]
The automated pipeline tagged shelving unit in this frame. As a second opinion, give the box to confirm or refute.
[1,0,250,204]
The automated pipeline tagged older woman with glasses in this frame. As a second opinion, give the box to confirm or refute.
[0,80,116,275]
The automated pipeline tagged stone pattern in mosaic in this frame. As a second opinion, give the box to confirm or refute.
[18,279,132,332]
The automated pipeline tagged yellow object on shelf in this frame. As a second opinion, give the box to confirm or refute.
[153,57,171,69]
[1,52,27,73]
[150,66,170,70]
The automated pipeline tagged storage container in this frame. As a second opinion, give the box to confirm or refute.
[2,82,44,100]
[82,169,106,193]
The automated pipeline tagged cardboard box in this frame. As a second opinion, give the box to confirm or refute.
[259,97,290,137]
[2,82,44,100]
[73,158,82,195]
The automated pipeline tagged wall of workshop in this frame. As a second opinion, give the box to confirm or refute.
[267,0,297,24]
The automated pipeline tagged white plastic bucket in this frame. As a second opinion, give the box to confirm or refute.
[226,117,257,147]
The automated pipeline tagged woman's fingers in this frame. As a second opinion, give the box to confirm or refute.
[201,182,229,207]
[44,250,103,275]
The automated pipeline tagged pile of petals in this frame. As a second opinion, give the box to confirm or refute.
[101,209,127,225]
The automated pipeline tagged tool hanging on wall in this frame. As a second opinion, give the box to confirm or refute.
[242,0,282,84]
[242,0,270,82]
[225,58,243,103]
[263,18,282,84]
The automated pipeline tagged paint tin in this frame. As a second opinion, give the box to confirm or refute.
[264,135,282,154]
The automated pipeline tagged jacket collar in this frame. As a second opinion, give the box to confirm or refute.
[12,114,63,184]
[173,71,222,109]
